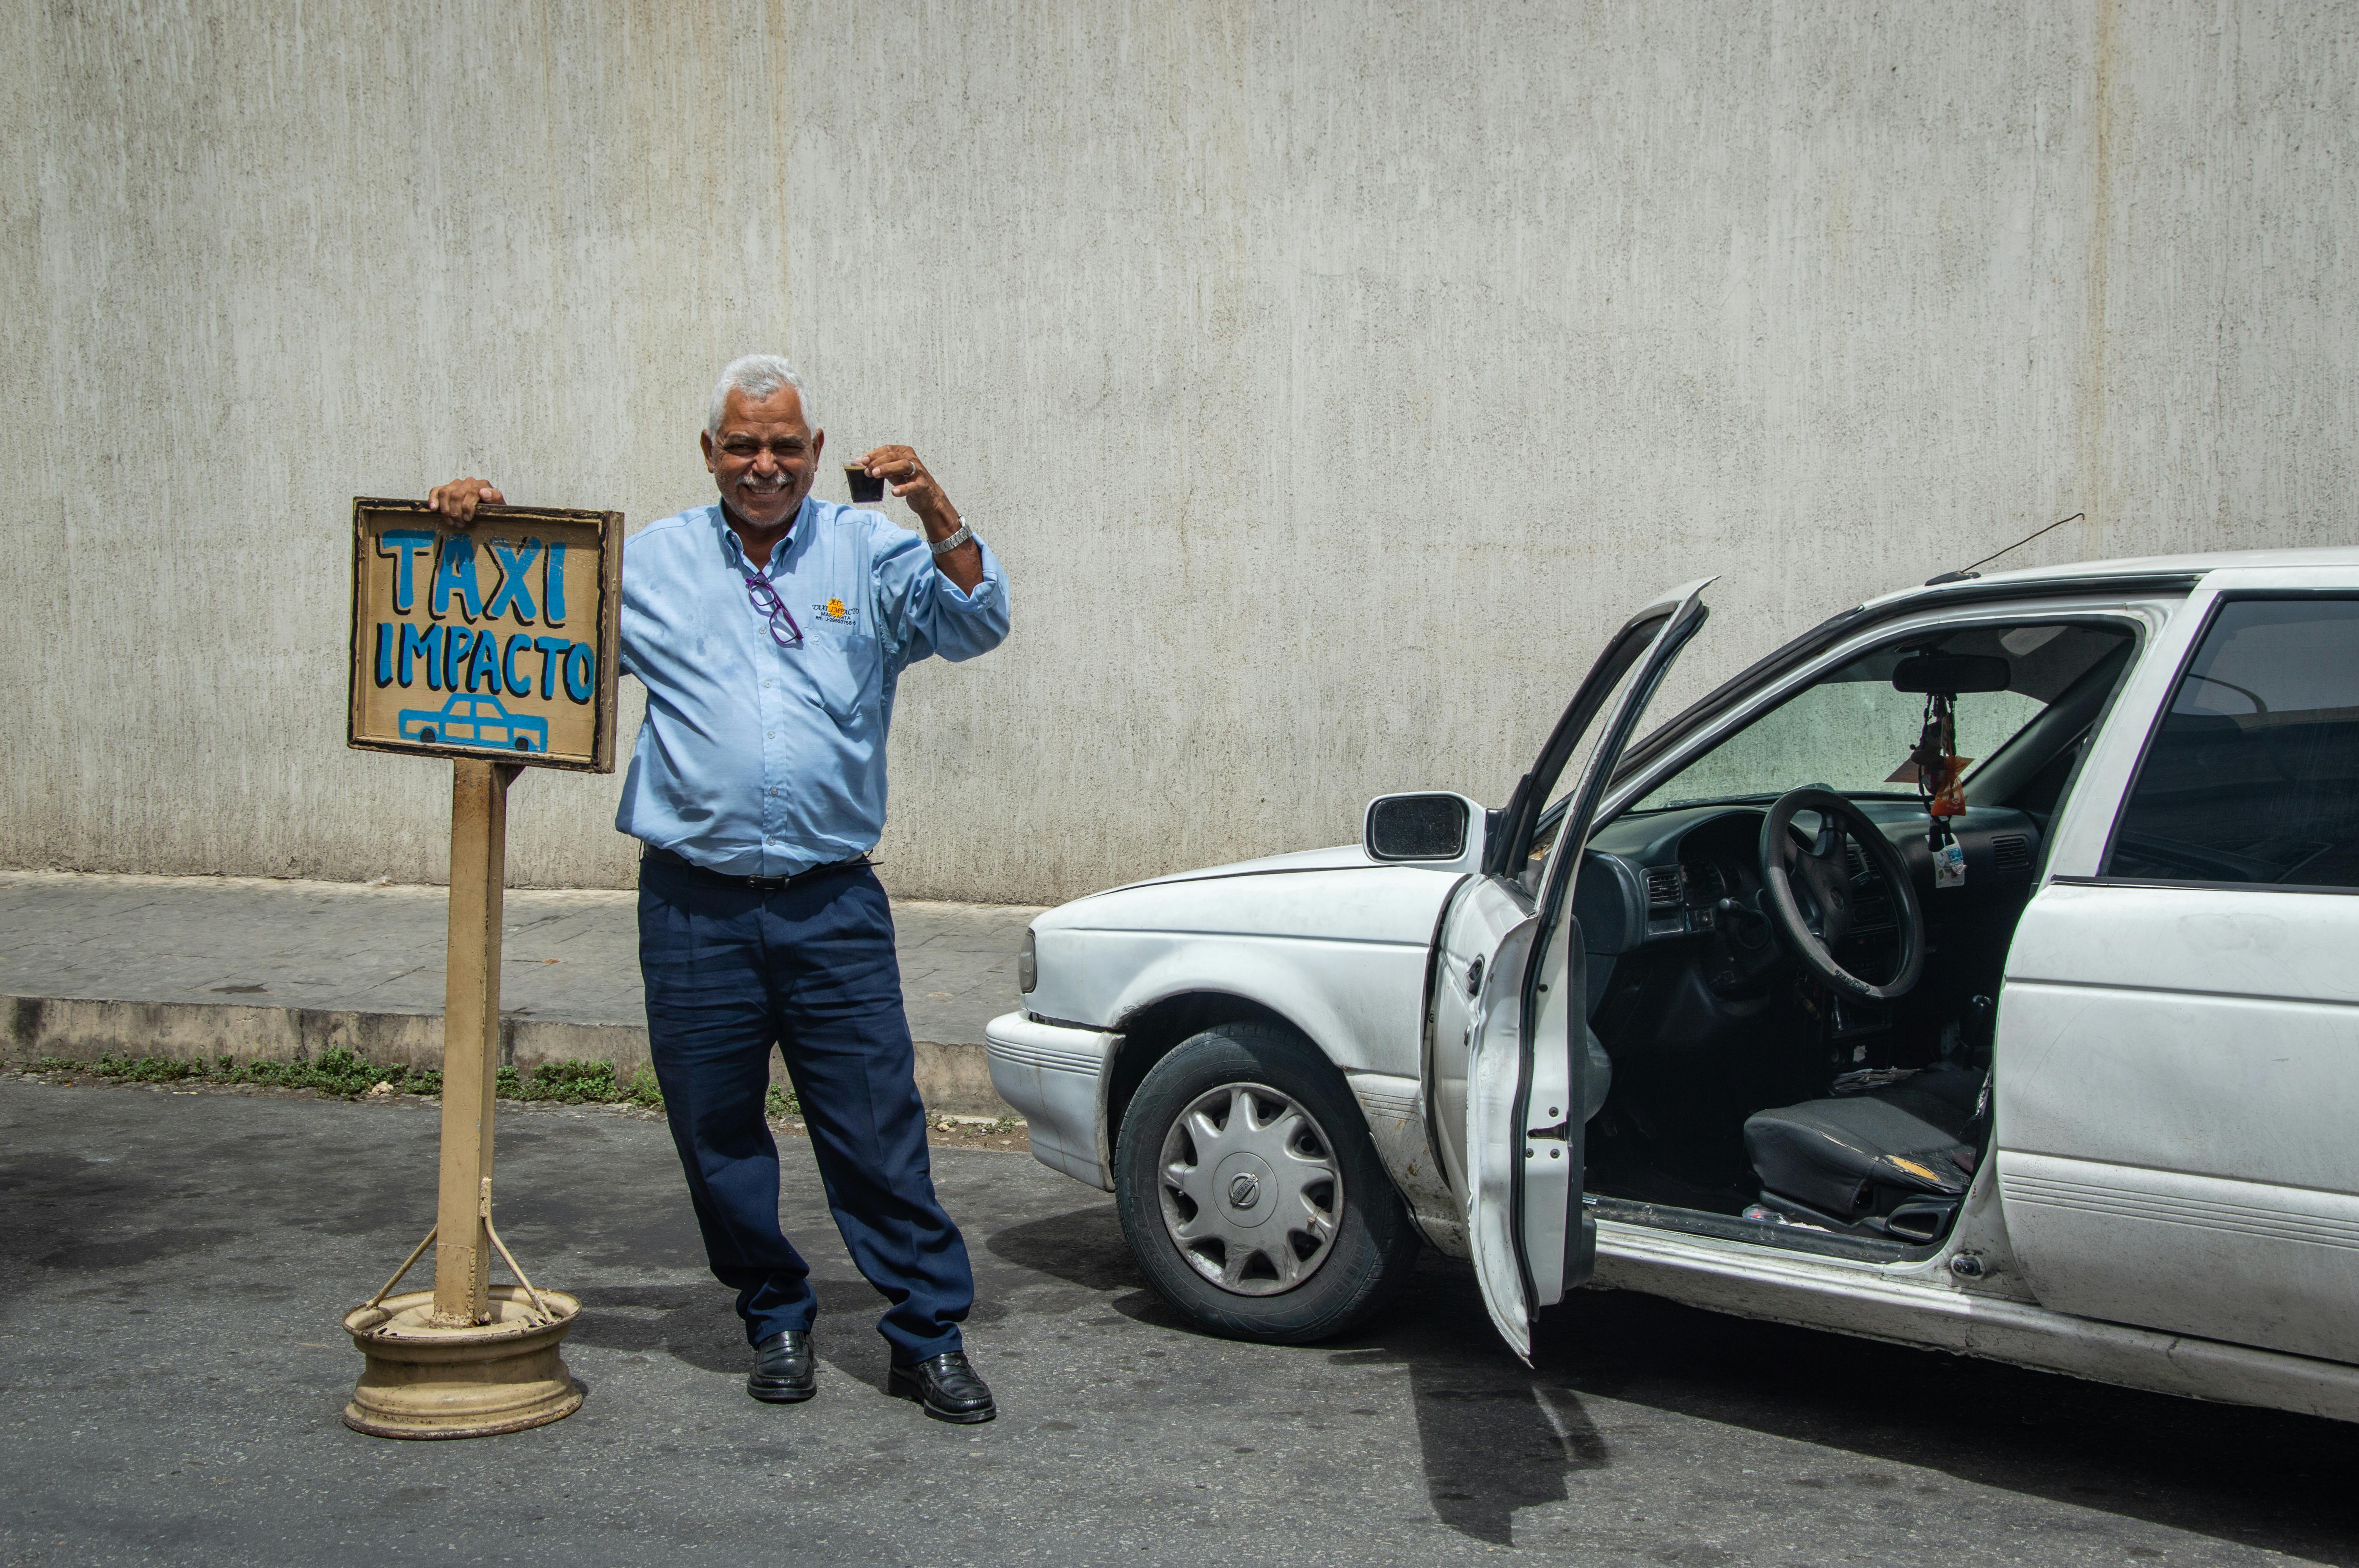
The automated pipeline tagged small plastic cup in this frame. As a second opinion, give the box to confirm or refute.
[845,464,885,505]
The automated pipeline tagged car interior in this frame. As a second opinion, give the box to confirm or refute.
[1536,615,2142,1252]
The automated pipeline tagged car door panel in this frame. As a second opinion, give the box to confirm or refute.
[1997,566,2359,1367]
[1435,578,1712,1361]
[1428,875,1530,1205]
[2004,887,2359,1184]
[1465,907,1546,1353]
[1999,887,2359,1364]
[1998,1150,2359,1365]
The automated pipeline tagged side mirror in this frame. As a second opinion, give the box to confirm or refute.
[1364,792,1487,872]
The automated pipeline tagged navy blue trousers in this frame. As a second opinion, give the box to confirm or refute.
[637,855,972,1362]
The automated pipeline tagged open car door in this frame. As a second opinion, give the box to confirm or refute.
[1431,580,1711,1361]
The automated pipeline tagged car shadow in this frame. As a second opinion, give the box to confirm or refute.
[989,1207,1601,1546]
[1536,1282,2359,1566]
[983,1195,1142,1291]
[1326,1253,1610,1545]
[990,1203,2359,1561]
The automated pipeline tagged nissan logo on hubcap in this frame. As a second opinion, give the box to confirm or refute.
[1227,1173,1261,1209]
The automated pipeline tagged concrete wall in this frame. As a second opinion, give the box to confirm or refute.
[5,1,2354,904]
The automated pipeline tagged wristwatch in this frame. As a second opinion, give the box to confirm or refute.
[927,521,975,556]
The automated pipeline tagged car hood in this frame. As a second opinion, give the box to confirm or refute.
[1098,843,1375,891]
[1034,842,1461,949]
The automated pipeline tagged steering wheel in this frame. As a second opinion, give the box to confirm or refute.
[1757,787,1925,1002]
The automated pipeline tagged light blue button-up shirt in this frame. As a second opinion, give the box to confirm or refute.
[615,497,1010,877]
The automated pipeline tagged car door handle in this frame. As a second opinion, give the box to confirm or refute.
[1465,955,1485,996]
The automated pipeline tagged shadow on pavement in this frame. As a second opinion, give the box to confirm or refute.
[991,1206,1599,1546]
[990,1201,2359,1561]
[565,1283,751,1376]
[570,1276,1014,1393]
[0,1143,274,1308]
[984,1196,1140,1292]
[1540,1284,2359,1567]
[1327,1253,1612,1546]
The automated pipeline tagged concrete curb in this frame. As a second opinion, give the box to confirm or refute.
[2,994,1014,1119]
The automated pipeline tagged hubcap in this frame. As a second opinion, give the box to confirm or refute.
[1157,1082,1343,1297]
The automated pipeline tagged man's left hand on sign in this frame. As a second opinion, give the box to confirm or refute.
[427,477,504,522]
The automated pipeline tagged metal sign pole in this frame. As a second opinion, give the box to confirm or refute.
[341,757,583,1438]
[431,758,511,1325]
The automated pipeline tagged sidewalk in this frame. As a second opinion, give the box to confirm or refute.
[0,870,1040,1116]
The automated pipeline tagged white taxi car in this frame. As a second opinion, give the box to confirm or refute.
[988,549,2359,1422]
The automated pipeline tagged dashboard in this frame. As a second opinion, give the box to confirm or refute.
[1572,799,2043,958]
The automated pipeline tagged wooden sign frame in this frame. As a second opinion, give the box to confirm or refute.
[347,498,624,774]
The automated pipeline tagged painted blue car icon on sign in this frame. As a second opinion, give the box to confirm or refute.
[397,694,549,753]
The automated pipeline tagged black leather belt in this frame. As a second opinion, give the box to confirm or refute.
[642,844,870,893]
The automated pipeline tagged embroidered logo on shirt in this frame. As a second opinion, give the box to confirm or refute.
[812,597,860,630]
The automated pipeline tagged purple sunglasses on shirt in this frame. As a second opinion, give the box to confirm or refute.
[743,572,803,648]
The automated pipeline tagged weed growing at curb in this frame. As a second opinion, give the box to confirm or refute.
[18,1049,694,1110]
[493,1058,674,1109]
[12,1054,1022,1148]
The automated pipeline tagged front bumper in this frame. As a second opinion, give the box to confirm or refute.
[985,1012,1119,1191]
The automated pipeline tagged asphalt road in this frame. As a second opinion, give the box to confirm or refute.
[3,1079,2355,1568]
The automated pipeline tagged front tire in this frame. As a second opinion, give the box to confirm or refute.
[1115,1023,1419,1343]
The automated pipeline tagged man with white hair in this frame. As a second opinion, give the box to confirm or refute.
[428,354,1008,1423]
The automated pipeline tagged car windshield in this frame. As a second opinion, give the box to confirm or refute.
[1625,622,2128,814]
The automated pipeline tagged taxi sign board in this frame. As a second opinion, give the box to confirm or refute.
[347,498,623,772]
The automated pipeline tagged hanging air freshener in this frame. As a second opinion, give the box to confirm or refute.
[1912,692,1969,887]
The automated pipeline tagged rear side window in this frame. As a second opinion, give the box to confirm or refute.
[2106,596,2359,888]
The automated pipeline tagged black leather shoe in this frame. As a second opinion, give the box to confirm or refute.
[889,1350,996,1424]
[747,1330,816,1403]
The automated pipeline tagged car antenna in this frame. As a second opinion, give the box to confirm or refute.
[1924,512,2085,586]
